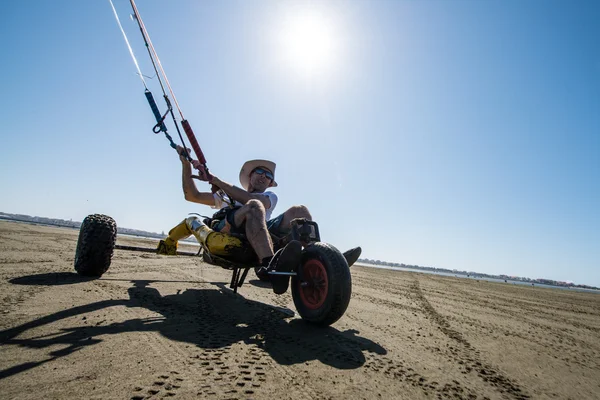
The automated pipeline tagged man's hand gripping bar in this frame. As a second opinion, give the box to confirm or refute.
[179,121,216,190]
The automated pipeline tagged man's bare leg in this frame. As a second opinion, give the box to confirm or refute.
[278,205,312,234]
[234,199,274,261]
[277,204,361,266]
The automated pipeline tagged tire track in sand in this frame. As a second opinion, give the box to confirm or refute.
[410,280,530,399]
[344,312,477,399]
[94,274,319,400]
[432,283,600,371]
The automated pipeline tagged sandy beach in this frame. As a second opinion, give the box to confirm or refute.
[1,220,599,399]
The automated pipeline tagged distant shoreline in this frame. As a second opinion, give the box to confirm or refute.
[0,214,197,244]
[353,262,600,294]
[1,213,598,291]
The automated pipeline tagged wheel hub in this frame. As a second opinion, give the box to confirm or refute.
[298,259,329,310]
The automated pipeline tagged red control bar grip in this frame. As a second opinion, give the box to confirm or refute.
[181,120,207,165]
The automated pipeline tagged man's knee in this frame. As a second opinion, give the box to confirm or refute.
[235,200,267,228]
[285,205,312,221]
[246,199,266,219]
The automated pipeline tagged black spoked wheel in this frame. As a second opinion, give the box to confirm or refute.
[74,214,117,277]
[291,242,352,326]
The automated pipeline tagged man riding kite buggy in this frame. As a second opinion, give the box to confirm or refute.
[73,0,361,326]
[157,145,362,295]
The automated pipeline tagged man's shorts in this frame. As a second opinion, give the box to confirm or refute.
[212,207,243,234]
[213,208,285,236]
[266,213,285,236]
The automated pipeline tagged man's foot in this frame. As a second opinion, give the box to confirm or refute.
[254,266,271,282]
[255,250,280,282]
[157,239,177,255]
[343,247,362,267]
[268,240,302,295]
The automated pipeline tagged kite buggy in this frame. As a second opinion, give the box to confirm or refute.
[75,0,353,327]
[74,213,352,326]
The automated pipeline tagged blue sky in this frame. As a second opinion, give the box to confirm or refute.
[1,1,598,286]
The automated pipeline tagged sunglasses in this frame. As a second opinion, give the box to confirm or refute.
[253,167,274,181]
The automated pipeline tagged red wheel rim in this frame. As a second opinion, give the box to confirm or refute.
[298,259,329,310]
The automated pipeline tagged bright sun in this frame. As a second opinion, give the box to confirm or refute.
[277,7,340,78]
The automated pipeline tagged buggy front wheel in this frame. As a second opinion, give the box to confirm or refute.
[291,242,351,326]
[74,214,117,277]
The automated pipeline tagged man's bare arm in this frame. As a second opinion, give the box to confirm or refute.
[212,177,271,209]
[180,152,215,206]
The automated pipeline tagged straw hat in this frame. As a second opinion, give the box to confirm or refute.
[239,159,277,191]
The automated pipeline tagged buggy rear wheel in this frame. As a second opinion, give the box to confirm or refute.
[291,242,351,326]
[74,214,117,277]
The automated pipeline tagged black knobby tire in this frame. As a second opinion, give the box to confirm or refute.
[74,214,117,277]
[291,242,352,326]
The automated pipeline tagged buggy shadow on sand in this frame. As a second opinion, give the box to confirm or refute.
[73,214,352,326]
[1,277,386,380]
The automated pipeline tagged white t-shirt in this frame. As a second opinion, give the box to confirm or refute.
[212,190,278,220]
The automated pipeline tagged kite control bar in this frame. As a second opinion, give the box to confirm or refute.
[181,120,207,165]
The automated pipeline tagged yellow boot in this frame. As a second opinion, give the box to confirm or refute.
[156,219,192,255]
[184,216,255,262]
